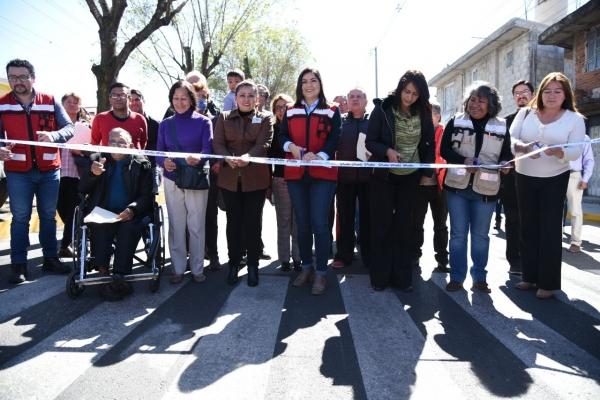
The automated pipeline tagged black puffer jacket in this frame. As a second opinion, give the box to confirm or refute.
[365,95,435,180]
[337,112,371,183]
[79,153,153,217]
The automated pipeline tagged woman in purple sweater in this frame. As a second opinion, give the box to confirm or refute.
[157,80,213,284]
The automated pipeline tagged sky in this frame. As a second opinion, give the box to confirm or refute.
[0,0,581,117]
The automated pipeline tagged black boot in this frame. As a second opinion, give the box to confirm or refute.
[42,257,71,274]
[227,263,239,285]
[247,265,259,287]
[9,263,27,284]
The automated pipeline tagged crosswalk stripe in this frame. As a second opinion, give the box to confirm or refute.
[428,272,600,398]
[559,263,600,317]
[162,275,289,399]
[337,274,468,400]
[0,281,185,399]
[0,275,65,322]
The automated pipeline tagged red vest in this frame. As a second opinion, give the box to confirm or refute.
[283,105,338,181]
[0,92,60,172]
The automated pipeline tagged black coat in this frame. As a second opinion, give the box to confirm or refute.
[337,112,371,183]
[365,95,435,180]
[79,153,153,218]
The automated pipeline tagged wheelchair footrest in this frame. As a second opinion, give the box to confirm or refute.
[75,272,159,286]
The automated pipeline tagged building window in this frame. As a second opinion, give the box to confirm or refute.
[587,26,600,72]
[471,68,478,82]
[443,83,455,115]
[506,50,514,68]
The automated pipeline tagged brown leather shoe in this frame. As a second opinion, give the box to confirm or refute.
[170,274,184,284]
[536,289,554,299]
[311,275,326,295]
[472,281,492,293]
[567,244,581,253]
[192,273,206,283]
[445,281,463,292]
[292,269,314,287]
[515,281,536,290]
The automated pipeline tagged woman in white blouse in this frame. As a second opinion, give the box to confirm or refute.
[510,72,585,299]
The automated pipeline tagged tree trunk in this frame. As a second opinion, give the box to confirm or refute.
[92,64,118,113]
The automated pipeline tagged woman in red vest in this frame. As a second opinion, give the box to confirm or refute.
[279,68,341,295]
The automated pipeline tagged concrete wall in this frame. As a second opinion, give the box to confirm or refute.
[573,30,600,197]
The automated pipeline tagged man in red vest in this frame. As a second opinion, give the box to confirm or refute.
[0,59,74,283]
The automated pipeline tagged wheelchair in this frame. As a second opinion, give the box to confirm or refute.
[65,200,165,299]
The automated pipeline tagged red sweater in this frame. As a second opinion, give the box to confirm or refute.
[91,111,148,149]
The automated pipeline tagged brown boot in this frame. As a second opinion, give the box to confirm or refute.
[292,268,314,287]
[311,275,326,295]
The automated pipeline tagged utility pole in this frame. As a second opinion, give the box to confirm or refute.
[374,46,379,98]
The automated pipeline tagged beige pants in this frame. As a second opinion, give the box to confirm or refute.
[566,171,584,246]
[164,178,209,275]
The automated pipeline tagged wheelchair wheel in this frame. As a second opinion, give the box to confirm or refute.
[66,270,85,299]
[149,205,165,293]
[149,274,161,293]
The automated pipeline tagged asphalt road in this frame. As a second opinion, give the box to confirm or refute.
[0,203,599,399]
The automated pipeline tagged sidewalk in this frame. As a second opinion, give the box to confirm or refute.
[582,198,600,223]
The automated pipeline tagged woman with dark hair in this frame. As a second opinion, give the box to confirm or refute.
[279,68,341,295]
[366,70,435,292]
[157,80,213,284]
[441,82,512,293]
[213,80,273,287]
[511,72,585,299]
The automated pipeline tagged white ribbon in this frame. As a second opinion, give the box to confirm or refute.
[2,138,599,170]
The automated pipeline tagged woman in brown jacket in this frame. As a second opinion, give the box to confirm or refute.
[213,80,274,286]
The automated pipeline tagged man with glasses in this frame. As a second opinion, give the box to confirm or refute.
[91,82,147,150]
[81,127,153,300]
[0,59,74,283]
[502,79,534,275]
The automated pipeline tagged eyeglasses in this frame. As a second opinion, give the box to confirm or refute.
[7,75,31,83]
[108,139,129,146]
[513,90,531,97]
[109,94,129,100]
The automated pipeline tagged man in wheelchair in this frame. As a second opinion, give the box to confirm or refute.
[79,127,153,301]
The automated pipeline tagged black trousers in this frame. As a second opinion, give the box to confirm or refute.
[412,185,448,265]
[205,171,219,260]
[335,181,370,267]
[369,172,420,289]
[516,171,569,290]
[499,170,521,266]
[0,177,8,209]
[89,218,144,274]
[221,186,266,268]
[57,177,80,249]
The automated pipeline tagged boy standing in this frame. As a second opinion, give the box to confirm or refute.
[222,69,245,111]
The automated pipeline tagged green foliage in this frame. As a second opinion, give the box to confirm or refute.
[208,25,312,107]
[129,0,311,105]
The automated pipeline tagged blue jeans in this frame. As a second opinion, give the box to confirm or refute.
[6,169,60,263]
[287,179,336,276]
[447,188,495,284]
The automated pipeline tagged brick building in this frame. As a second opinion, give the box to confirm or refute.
[429,18,564,122]
[539,0,600,196]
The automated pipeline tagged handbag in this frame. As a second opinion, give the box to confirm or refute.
[167,120,210,190]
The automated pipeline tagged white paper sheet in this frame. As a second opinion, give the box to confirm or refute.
[66,123,91,145]
[356,132,368,161]
[83,206,120,224]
